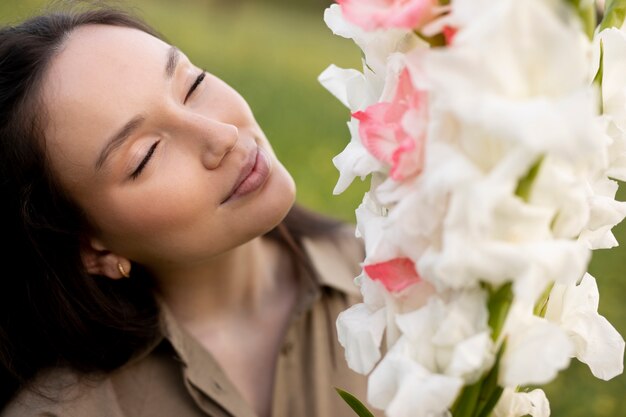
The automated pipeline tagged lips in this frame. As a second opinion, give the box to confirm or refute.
[221,145,270,204]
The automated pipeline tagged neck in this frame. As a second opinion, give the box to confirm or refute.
[155,236,292,327]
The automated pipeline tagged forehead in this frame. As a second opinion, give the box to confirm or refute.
[44,24,170,118]
[41,25,170,178]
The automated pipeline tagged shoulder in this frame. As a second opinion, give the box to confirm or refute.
[1,368,121,417]
[301,223,365,296]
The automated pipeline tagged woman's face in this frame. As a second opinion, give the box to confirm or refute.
[40,24,296,272]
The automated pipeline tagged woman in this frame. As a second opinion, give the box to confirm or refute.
[0,4,374,417]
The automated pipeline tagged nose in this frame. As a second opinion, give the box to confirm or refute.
[184,114,238,170]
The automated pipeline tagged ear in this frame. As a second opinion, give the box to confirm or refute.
[80,237,131,280]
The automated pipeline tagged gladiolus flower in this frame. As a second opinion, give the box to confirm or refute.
[353,68,427,181]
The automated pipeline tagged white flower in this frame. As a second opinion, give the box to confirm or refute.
[317,62,386,194]
[598,27,626,181]
[545,273,625,380]
[414,0,601,165]
[527,155,592,239]
[579,176,626,249]
[417,170,591,298]
[500,303,574,387]
[326,0,626,413]
[324,4,424,77]
[366,290,493,417]
[337,274,436,374]
[368,345,462,417]
[372,140,482,265]
[492,387,550,417]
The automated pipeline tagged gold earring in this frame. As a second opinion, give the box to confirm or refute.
[117,262,130,278]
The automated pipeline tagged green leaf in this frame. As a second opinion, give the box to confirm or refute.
[476,386,505,417]
[593,40,604,113]
[475,342,507,417]
[566,0,597,38]
[600,0,626,31]
[533,282,555,318]
[515,157,544,203]
[450,379,483,417]
[414,29,447,47]
[487,282,514,342]
[335,388,376,417]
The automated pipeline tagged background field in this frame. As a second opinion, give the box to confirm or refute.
[1,0,625,415]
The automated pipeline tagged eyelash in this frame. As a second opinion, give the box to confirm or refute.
[129,70,206,180]
[130,140,161,180]
[184,70,206,103]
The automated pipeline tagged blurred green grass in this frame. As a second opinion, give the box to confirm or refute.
[2,0,625,415]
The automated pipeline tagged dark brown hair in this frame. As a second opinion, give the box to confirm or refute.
[0,3,341,408]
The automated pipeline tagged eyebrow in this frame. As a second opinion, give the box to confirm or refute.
[165,46,180,79]
[95,46,181,171]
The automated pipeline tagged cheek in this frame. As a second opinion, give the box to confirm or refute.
[91,167,224,256]
[127,183,208,229]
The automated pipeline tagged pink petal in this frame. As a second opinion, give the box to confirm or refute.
[353,104,400,164]
[353,68,427,181]
[337,0,438,31]
[390,137,423,181]
[443,26,457,45]
[364,258,422,293]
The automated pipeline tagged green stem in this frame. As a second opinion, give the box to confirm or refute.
[599,0,626,32]
[487,283,514,342]
[594,40,604,114]
[515,157,544,203]
[476,386,504,417]
[475,342,507,417]
[533,282,554,318]
[450,341,507,417]
[450,379,483,417]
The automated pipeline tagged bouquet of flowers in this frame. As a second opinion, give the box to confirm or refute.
[319,1,626,416]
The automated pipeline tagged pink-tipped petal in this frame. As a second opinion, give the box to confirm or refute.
[353,68,427,181]
[390,138,423,181]
[364,258,422,293]
[443,26,458,45]
[337,0,438,31]
[353,105,399,164]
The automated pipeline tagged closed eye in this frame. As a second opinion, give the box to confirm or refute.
[130,140,161,180]
[184,70,206,103]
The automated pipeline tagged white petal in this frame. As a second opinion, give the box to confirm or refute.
[597,28,626,178]
[354,193,399,262]
[317,65,366,110]
[566,310,625,380]
[332,120,385,194]
[368,342,463,417]
[493,387,550,417]
[323,4,424,76]
[336,303,387,374]
[386,372,462,417]
[546,274,626,380]
[444,331,494,383]
[501,314,573,386]
[360,275,387,310]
